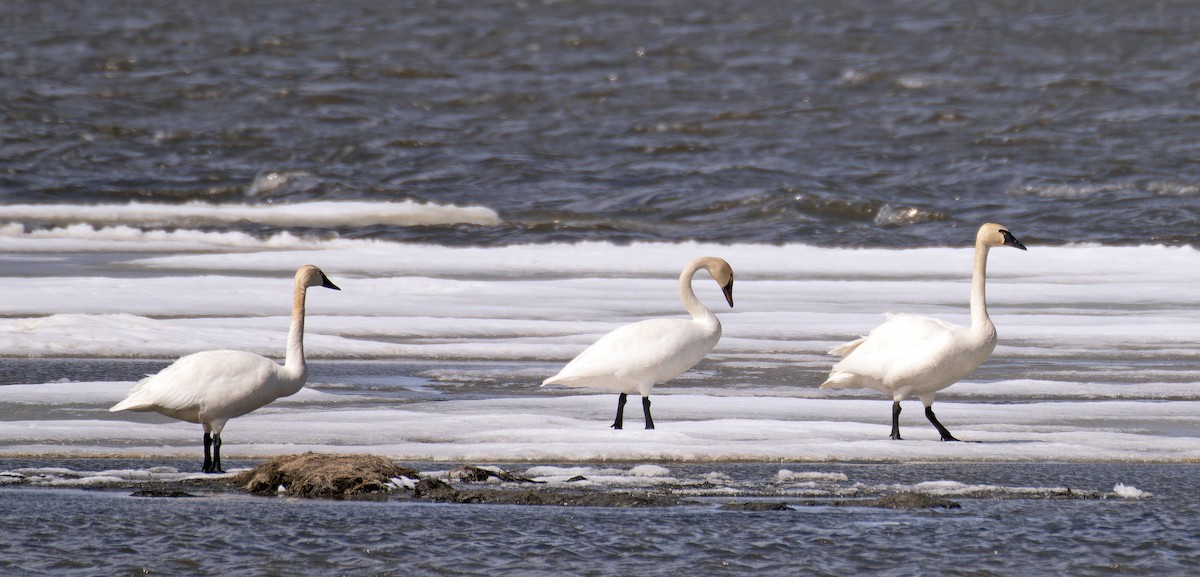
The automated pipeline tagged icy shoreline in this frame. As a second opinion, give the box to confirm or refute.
[2,456,1150,507]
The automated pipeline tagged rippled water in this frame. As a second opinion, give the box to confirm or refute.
[1,462,1195,576]
[3,0,1199,246]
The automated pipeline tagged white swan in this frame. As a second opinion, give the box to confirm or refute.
[110,265,340,472]
[820,223,1026,441]
[542,256,734,429]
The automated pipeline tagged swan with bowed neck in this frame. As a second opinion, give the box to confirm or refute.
[542,256,734,430]
[110,265,340,472]
[820,223,1026,441]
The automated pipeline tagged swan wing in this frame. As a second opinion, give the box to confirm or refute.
[821,313,965,389]
[543,318,720,391]
[110,350,281,421]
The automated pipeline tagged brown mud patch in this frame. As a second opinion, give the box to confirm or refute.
[234,453,420,499]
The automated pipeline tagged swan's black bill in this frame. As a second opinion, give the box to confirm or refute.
[321,274,341,290]
[1001,230,1027,251]
[721,279,734,307]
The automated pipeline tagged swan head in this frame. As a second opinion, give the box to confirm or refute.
[297,265,341,290]
[702,257,735,307]
[977,223,1026,251]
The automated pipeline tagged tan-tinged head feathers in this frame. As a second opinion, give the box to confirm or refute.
[692,256,734,307]
[977,223,1026,251]
[296,264,341,290]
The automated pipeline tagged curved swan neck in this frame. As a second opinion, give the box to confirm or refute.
[679,259,717,322]
[284,277,308,370]
[970,238,991,329]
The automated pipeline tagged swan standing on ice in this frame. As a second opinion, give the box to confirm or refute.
[110,265,340,472]
[820,223,1026,441]
[543,257,735,429]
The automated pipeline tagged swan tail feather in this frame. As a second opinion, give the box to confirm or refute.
[542,372,588,388]
[828,336,867,357]
[109,376,154,412]
[541,375,595,389]
[819,371,876,390]
[109,399,152,412]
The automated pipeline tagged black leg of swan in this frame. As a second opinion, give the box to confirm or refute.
[925,406,960,442]
[202,432,214,472]
[612,393,627,429]
[203,433,224,473]
[642,396,655,430]
[211,433,224,473]
[201,431,223,472]
[890,401,903,440]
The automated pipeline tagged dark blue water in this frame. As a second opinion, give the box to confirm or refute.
[2,0,1199,247]
[1,462,1195,576]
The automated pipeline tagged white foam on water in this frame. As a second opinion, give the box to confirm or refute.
[1112,483,1152,499]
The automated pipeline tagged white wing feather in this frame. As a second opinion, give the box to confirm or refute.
[822,313,992,397]
[110,350,288,425]
[543,318,720,395]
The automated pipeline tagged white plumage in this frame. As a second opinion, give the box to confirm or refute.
[821,223,1026,441]
[110,265,340,472]
[543,256,735,429]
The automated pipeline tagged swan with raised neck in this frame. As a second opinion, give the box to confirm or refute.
[110,265,340,472]
[820,223,1026,441]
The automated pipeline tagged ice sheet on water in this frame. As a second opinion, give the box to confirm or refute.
[898,480,1074,498]
[4,391,1200,463]
[0,238,1197,463]
[775,470,850,483]
[0,200,501,230]
[0,241,1196,371]
[0,381,339,406]
[628,464,672,477]
[430,463,1098,500]
[1,465,217,487]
